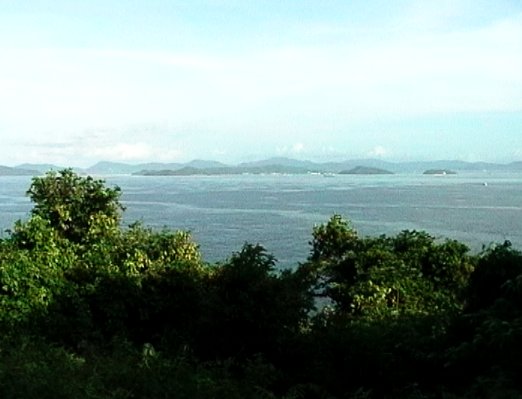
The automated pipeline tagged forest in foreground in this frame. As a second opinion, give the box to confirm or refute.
[1,169,521,398]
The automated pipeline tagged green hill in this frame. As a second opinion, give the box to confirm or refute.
[339,166,394,175]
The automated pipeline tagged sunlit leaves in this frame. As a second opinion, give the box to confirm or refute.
[306,215,474,318]
[27,169,123,243]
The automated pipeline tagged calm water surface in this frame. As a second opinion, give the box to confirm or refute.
[1,173,521,266]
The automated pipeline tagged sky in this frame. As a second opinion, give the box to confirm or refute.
[1,0,522,167]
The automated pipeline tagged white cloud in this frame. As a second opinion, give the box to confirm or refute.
[291,143,305,153]
[368,146,389,158]
[82,139,185,164]
[87,143,153,161]
[274,142,307,157]
[512,148,522,158]
[5,135,186,167]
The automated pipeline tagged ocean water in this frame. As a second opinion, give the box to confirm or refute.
[1,173,521,267]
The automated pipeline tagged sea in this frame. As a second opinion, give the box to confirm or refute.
[1,172,521,267]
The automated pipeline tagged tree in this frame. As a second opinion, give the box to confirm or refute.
[443,242,522,395]
[0,216,77,327]
[199,244,314,360]
[466,241,522,312]
[309,214,358,262]
[306,215,473,318]
[26,169,123,243]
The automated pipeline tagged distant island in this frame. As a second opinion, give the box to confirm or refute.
[134,164,319,176]
[423,169,457,175]
[339,166,394,175]
[0,165,38,176]
[2,157,522,176]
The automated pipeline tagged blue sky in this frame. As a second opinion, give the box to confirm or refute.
[1,0,521,166]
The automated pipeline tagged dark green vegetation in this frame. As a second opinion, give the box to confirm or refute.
[134,164,320,176]
[339,166,394,175]
[1,169,521,398]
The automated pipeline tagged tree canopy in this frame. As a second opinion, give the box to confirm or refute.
[26,169,123,243]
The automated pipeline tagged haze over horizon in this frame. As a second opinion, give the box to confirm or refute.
[1,1,521,167]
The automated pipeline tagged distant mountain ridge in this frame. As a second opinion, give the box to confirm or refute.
[238,157,320,169]
[15,163,66,173]
[0,165,38,176]
[135,164,315,176]
[1,157,522,176]
[339,166,394,175]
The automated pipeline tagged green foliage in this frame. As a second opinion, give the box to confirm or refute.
[73,222,203,281]
[443,242,522,395]
[119,224,202,271]
[310,214,358,262]
[43,228,206,348]
[197,244,314,360]
[306,216,474,318]
[465,241,522,312]
[1,170,207,345]
[0,216,76,327]
[0,336,285,399]
[26,169,123,243]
